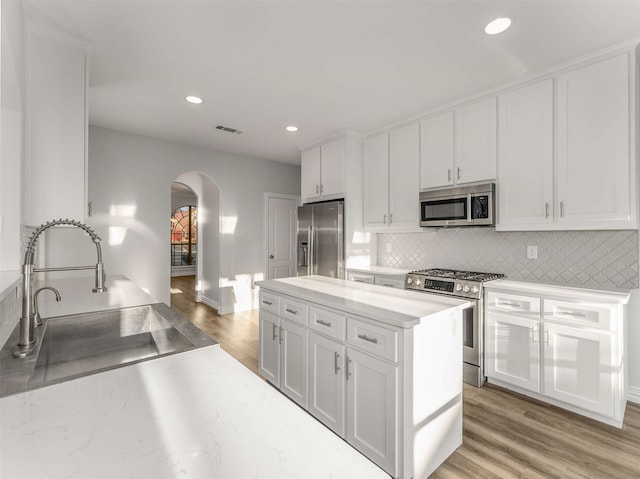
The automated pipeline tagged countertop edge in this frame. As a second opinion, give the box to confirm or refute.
[485,279,631,304]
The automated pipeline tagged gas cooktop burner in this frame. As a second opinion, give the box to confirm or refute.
[409,268,505,282]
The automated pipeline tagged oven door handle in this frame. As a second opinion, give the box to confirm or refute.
[467,194,472,223]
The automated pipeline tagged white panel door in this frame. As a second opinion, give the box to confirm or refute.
[346,348,398,476]
[301,146,321,201]
[363,133,389,229]
[543,323,614,417]
[455,97,497,184]
[320,138,345,197]
[556,53,631,226]
[280,318,309,408]
[485,312,541,393]
[389,123,420,230]
[266,195,297,279]
[497,79,554,228]
[308,332,345,437]
[258,312,280,386]
[420,111,455,189]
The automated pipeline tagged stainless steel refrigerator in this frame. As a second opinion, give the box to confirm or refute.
[297,201,344,278]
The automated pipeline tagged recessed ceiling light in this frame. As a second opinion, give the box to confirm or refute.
[185,95,203,104]
[485,17,512,35]
[286,126,299,132]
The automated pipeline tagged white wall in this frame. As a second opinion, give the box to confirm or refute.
[84,126,300,305]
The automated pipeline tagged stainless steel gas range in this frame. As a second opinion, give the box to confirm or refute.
[405,268,504,387]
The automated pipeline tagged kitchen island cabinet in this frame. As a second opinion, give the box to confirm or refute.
[257,275,470,479]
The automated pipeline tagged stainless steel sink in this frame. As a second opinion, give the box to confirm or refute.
[0,303,217,397]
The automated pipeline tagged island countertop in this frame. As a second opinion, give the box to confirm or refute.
[0,345,389,479]
[256,275,471,328]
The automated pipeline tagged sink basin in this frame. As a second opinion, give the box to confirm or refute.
[0,303,217,397]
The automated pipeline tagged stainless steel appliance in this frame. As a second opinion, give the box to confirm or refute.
[297,201,344,278]
[420,183,495,227]
[405,268,504,387]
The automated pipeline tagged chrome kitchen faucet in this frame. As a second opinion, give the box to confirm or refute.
[12,219,107,358]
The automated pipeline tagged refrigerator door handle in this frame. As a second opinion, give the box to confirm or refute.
[308,226,315,276]
[298,244,308,267]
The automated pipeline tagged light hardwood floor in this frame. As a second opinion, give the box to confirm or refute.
[170,275,640,479]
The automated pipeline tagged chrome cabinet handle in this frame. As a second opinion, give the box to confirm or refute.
[262,299,273,306]
[560,201,565,217]
[357,334,378,344]
[447,169,452,182]
[457,167,461,180]
[316,184,319,194]
[272,323,278,341]
[381,283,394,288]
[346,357,352,380]
[383,214,387,224]
[499,301,521,308]
[544,329,549,347]
[279,326,284,344]
[545,203,550,219]
[334,352,340,375]
[389,213,393,224]
[529,327,535,343]
[320,184,324,194]
[559,311,589,318]
[317,319,332,327]
[285,307,298,315]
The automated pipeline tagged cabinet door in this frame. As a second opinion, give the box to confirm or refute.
[497,80,554,228]
[556,53,631,227]
[301,146,321,201]
[280,318,309,408]
[320,138,344,197]
[363,133,389,229]
[420,111,455,189]
[389,123,420,229]
[543,323,615,418]
[485,312,541,393]
[308,332,345,437]
[259,312,280,386]
[346,348,398,476]
[455,97,497,184]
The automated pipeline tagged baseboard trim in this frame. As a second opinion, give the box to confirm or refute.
[200,296,220,312]
[628,386,640,405]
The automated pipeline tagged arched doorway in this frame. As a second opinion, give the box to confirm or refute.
[171,172,222,312]
[171,183,198,276]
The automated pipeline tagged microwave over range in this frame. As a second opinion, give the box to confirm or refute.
[420,183,495,227]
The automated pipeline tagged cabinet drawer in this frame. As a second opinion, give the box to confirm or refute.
[259,291,280,314]
[280,297,309,326]
[543,300,613,330]
[374,276,405,289]
[347,317,398,363]
[486,291,540,317]
[309,306,346,341]
[348,272,375,284]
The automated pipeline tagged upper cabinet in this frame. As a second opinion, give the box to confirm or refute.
[301,137,345,203]
[420,97,497,189]
[364,123,420,231]
[497,51,636,231]
[25,25,89,226]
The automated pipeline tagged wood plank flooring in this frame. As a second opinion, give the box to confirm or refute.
[170,275,640,479]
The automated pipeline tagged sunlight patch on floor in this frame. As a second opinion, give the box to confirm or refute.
[170,288,183,294]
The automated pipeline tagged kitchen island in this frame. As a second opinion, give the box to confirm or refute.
[256,275,471,479]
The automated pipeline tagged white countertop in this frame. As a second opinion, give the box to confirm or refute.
[257,275,471,328]
[34,274,158,318]
[0,345,389,479]
[346,265,411,276]
[486,279,631,304]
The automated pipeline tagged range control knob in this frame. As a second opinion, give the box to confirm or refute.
[462,285,470,293]
[406,277,413,285]
[415,279,422,287]
[471,286,479,294]
[455,284,462,292]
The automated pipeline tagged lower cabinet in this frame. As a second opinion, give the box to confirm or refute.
[485,284,627,427]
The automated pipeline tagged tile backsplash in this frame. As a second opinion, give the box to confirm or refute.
[378,229,639,290]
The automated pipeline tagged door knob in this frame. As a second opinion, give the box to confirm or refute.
[269,254,274,259]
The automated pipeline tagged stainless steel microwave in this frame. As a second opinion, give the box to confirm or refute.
[420,183,495,227]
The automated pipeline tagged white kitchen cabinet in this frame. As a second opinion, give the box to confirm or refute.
[308,332,345,436]
[556,53,632,228]
[26,25,90,226]
[497,51,636,231]
[258,311,280,385]
[363,123,420,231]
[346,347,398,475]
[485,312,541,393]
[485,281,628,427]
[497,79,554,228]
[301,137,345,203]
[419,98,497,190]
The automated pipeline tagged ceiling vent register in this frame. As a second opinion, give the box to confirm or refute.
[215,125,243,135]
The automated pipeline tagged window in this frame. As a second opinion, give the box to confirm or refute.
[171,205,197,267]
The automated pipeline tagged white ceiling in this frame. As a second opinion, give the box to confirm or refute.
[22,0,640,165]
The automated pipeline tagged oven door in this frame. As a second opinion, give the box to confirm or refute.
[420,195,470,227]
